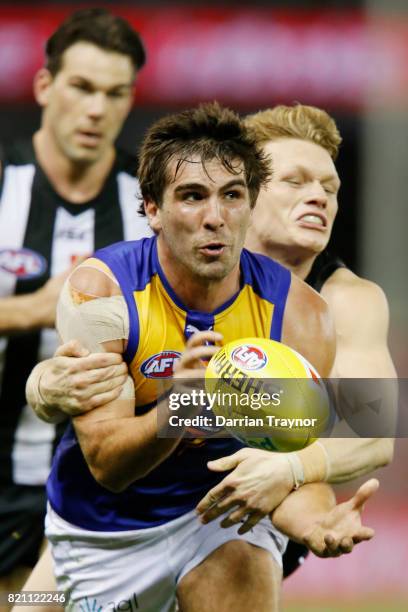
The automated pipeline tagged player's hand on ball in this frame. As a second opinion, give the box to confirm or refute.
[173,331,223,379]
[39,340,129,415]
[302,479,378,558]
[196,448,294,534]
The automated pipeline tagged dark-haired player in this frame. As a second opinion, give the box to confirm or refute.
[0,8,149,598]
[38,102,339,611]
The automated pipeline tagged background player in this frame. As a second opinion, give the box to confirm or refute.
[0,8,148,601]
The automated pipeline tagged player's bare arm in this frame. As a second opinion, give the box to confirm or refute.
[60,262,220,492]
[282,272,336,377]
[313,269,396,481]
[0,268,71,333]
[196,278,336,531]
[265,271,396,497]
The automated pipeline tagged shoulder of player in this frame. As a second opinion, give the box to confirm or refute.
[289,272,330,316]
[283,274,335,376]
[0,140,35,187]
[69,257,122,299]
[321,268,389,321]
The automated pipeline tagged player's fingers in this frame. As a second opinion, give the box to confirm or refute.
[55,339,89,358]
[350,479,380,511]
[206,450,245,472]
[220,505,248,528]
[200,497,241,524]
[185,331,223,348]
[175,345,220,370]
[71,352,125,372]
[78,363,128,385]
[237,511,264,535]
[352,527,375,543]
[323,532,339,555]
[80,375,128,400]
[196,486,233,517]
[88,386,129,410]
[338,537,354,554]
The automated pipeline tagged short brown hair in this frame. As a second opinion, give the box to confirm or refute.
[45,8,146,76]
[138,101,271,212]
[245,104,341,160]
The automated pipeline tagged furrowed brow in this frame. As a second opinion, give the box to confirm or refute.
[174,183,208,193]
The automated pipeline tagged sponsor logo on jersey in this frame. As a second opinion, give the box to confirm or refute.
[141,351,182,378]
[0,248,47,279]
[231,344,268,371]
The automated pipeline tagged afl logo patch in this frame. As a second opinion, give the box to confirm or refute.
[231,344,268,371]
[0,248,47,279]
[141,351,181,379]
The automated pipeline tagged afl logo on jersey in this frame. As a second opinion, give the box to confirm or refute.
[141,351,182,379]
[231,344,268,371]
[0,248,47,279]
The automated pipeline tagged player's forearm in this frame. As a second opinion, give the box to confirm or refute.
[271,482,336,543]
[26,361,67,424]
[0,292,47,333]
[74,400,183,492]
[292,437,394,486]
[316,437,394,483]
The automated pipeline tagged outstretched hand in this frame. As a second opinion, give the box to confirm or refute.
[302,478,379,557]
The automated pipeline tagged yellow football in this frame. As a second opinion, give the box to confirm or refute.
[205,337,332,452]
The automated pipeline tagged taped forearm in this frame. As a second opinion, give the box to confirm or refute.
[26,360,67,424]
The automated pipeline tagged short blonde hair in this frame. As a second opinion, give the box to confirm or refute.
[245,104,342,160]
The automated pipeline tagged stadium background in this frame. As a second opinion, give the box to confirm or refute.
[0,0,406,609]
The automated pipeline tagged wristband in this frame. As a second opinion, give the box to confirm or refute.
[286,453,305,490]
[296,440,330,483]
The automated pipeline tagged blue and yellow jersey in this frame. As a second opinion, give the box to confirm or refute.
[47,237,291,531]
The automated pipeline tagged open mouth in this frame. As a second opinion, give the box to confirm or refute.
[198,243,226,256]
[76,131,103,147]
[297,213,327,229]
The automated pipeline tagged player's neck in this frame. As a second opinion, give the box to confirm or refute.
[33,129,115,204]
[157,241,241,312]
[249,241,316,281]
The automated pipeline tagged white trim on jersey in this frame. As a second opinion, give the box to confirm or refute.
[1,164,151,486]
[0,164,35,395]
[117,171,152,241]
[0,164,35,298]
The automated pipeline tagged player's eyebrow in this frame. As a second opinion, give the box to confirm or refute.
[283,164,341,188]
[219,179,247,191]
[174,179,247,193]
[69,75,133,91]
[174,183,208,193]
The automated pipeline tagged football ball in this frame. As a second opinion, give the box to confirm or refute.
[205,338,332,452]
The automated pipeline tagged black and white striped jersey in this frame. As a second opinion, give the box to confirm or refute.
[0,140,151,486]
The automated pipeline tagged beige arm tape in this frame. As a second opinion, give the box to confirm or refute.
[56,278,135,401]
[56,281,129,351]
[287,441,330,487]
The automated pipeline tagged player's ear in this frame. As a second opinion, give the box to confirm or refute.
[145,199,162,233]
[33,68,53,107]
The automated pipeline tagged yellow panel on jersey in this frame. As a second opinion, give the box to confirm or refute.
[92,237,290,413]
